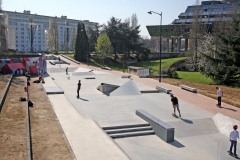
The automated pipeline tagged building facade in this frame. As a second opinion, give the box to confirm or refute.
[3,10,98,53]
[147,0,240,53]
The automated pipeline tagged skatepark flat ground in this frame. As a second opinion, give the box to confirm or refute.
[43,57,240,160]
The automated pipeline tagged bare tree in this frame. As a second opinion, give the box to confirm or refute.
[131,13,138,29]
[70,28,76,51]
[188,0,202,71]
[48,17,59,53]
[0,0,7,51]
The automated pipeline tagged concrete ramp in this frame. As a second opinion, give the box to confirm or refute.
[110,80,141,96]
[97,83,119,96]
[45,87,64,94]
[168,118,219,138]
[72,72,95,76]
[213,113,240,137]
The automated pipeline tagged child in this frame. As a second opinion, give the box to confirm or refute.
[229,125,239,157]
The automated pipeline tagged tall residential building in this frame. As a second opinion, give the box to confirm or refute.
[3,10,98,52]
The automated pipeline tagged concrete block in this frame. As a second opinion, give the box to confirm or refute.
[136,109,175,142]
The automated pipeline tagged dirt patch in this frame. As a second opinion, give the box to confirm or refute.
[0,77,27,160]
[162,78,240,108]
[0,76,74,160]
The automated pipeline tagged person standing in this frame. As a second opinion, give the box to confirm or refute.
[77,80,81,99]
[228,125,239,157]
[216,87,223,107]
[170,94,181,117]
[66,67,68,75]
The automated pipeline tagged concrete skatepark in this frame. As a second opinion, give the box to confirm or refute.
[43,57,240,160]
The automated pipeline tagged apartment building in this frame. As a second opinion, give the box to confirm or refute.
[3,10,98,52]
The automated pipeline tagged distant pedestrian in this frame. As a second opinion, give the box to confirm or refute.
[66,67,68,75]
[228,125,239,157]
[170,94,181,117]
[77,80,81,98]
[216,87,223,107]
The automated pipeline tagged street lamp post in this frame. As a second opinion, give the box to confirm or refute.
[148,11,162,82]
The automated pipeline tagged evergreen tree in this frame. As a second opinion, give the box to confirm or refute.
[75,22,89,62]
[198,14,240,85]
[95,33,113,65]
[102,16,141,62]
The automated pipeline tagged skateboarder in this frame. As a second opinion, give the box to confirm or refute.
[216,87,223,107]
[66,67,68,75]
[170,94,181,118]
[228,125,239,157]
[77,80,81,98]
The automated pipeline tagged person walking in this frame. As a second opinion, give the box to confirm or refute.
[77,80,81,99]
[216,87,223,107]
[170,94,181,117]
[228,125,239,157]
[66,67,68,75]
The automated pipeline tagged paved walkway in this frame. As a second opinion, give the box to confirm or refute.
[43,55,240,160]
[43,75,130,160]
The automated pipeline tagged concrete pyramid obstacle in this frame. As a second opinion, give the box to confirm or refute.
[110,80,141,96]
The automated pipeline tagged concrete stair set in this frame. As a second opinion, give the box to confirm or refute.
[102,124,155,139]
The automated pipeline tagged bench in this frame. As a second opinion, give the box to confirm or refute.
[180,85,197,93]
[156,86,172,94]
[101,66,112,70]
[136,109,174,142]
[121,75,131,78]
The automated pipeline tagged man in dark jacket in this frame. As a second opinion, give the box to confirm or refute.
[77,80,81,98]
[170,94,181,117]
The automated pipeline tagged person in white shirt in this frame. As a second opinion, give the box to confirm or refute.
[229,125,239,157]
[216,87,223,107]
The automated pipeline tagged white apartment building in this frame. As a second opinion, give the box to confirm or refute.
[3,10,98,52]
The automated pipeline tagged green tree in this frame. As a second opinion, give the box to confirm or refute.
[95,33,113,65]
[48,17,59,53]
[198,14,240,85]
[74,22,89,62]
[88,25,99,52]
[102,16,141,61]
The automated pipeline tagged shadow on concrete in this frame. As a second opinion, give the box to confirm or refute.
[180,118,193,124]
[169,139,185,148]
[220,106,237,112]
[79,97,89,101]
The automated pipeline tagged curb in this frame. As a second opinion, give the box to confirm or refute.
[0,74,13,112]
[61,54,80,64]
[25,80,33,160]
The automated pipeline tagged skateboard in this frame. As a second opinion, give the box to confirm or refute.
[172,113,179,118]
[228,151,240,159]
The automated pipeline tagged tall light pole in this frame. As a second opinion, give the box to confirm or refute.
[148,11,162,82]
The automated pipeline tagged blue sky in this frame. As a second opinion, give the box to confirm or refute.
[3,0,201,38]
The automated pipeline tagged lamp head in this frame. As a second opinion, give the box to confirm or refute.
[148,11,152,14]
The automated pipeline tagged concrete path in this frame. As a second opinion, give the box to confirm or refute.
[43,56,240,160]
[43,75,130,160]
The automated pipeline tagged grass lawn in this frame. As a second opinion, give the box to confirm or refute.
[131,57,187,75]
[177,71,214,84]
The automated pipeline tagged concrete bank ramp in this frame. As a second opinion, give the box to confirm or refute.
[168,118,219,138]
[213,113,240,137]
[110,80,141,96]
[72,72,95,76]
